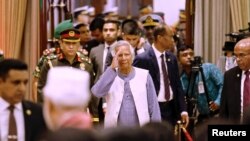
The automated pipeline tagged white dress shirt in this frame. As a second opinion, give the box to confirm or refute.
[103,42,117,71]
[241,69,250,117]
[152,44,173,102]
[0,97,25,141]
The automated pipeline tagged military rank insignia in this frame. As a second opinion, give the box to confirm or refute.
[80,63,85,70]
[69,31,75,37]
[26,109,32,116]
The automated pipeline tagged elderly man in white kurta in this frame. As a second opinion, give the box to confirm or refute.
[91,40,161,128]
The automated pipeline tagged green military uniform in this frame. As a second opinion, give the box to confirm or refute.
[37,28,94,103]
[33,48,59,78]
[37,50,94,102]
[33,48,89,79]
[33,19,74,79]
[35,21,98,125]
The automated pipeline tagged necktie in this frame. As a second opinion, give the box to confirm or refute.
[8,105,17,141]
[134,48,138,56]
[161,54,170,100]
[105,46,110,61]
[243,71,250,111]
[104,47,110,71]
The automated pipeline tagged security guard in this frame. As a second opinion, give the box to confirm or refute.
[37,28,94,103]
[33,20,75,79]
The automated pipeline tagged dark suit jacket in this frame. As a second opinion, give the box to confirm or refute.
[22,100,47,141]
[133,47,187,122]
[83,39,102,55]
[219,66,242,123]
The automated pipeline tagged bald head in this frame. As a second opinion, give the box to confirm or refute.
[235,37,250,49]
[153,24,175,52]
[234,37,250,71]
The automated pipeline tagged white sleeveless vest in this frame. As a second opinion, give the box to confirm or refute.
[104,67,150,128]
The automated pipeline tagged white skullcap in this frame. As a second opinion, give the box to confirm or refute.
[103,6,118,15]
[87,6,95,16]
[43,67,90,108]
[73,5,89,14]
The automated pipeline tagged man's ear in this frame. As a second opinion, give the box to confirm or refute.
[58,40,63,48]
[121,32,125,39]
[117,28,122,36]
[46,98,56,113]
[156,35,162,41]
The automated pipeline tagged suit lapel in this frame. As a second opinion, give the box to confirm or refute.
[22,101,32,141]
[235,67,242,97]
[165,52,176,93]
[149,47,160,80]
[97,44,105,69]
[165,52,173,72]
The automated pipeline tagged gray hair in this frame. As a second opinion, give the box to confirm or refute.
[110,40,135,60]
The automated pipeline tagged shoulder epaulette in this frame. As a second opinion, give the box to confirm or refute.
[77,52,92,64]
[46,54,58,60]
[80,56,92,64]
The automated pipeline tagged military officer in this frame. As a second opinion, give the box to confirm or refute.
[32,20,90,102]
[33,20,79,79]
[37,28,94,103]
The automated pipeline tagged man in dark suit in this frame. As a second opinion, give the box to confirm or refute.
[133,24,189,127]
[220,37,250,124]
[0,59,47,141]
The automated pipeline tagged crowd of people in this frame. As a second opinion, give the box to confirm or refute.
[0,4,250,141]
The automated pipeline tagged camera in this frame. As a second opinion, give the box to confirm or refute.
[191,56,202,70]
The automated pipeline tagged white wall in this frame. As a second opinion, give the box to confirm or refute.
[154,0,186,26]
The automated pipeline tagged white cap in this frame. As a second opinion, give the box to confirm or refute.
[139,14,164,27]
[87,6,95,16]
[73,5,89,14]
[103,6,118,15]
[43,67,90,108]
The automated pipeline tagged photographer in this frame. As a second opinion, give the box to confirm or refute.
[177,46,224,124]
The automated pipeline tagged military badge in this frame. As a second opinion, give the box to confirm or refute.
[69,31,75,37]
[80,63,85,70]
[35,66,40,72]
[145,16,154,24]
[26,109,32,116]
[88,58,92,64]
